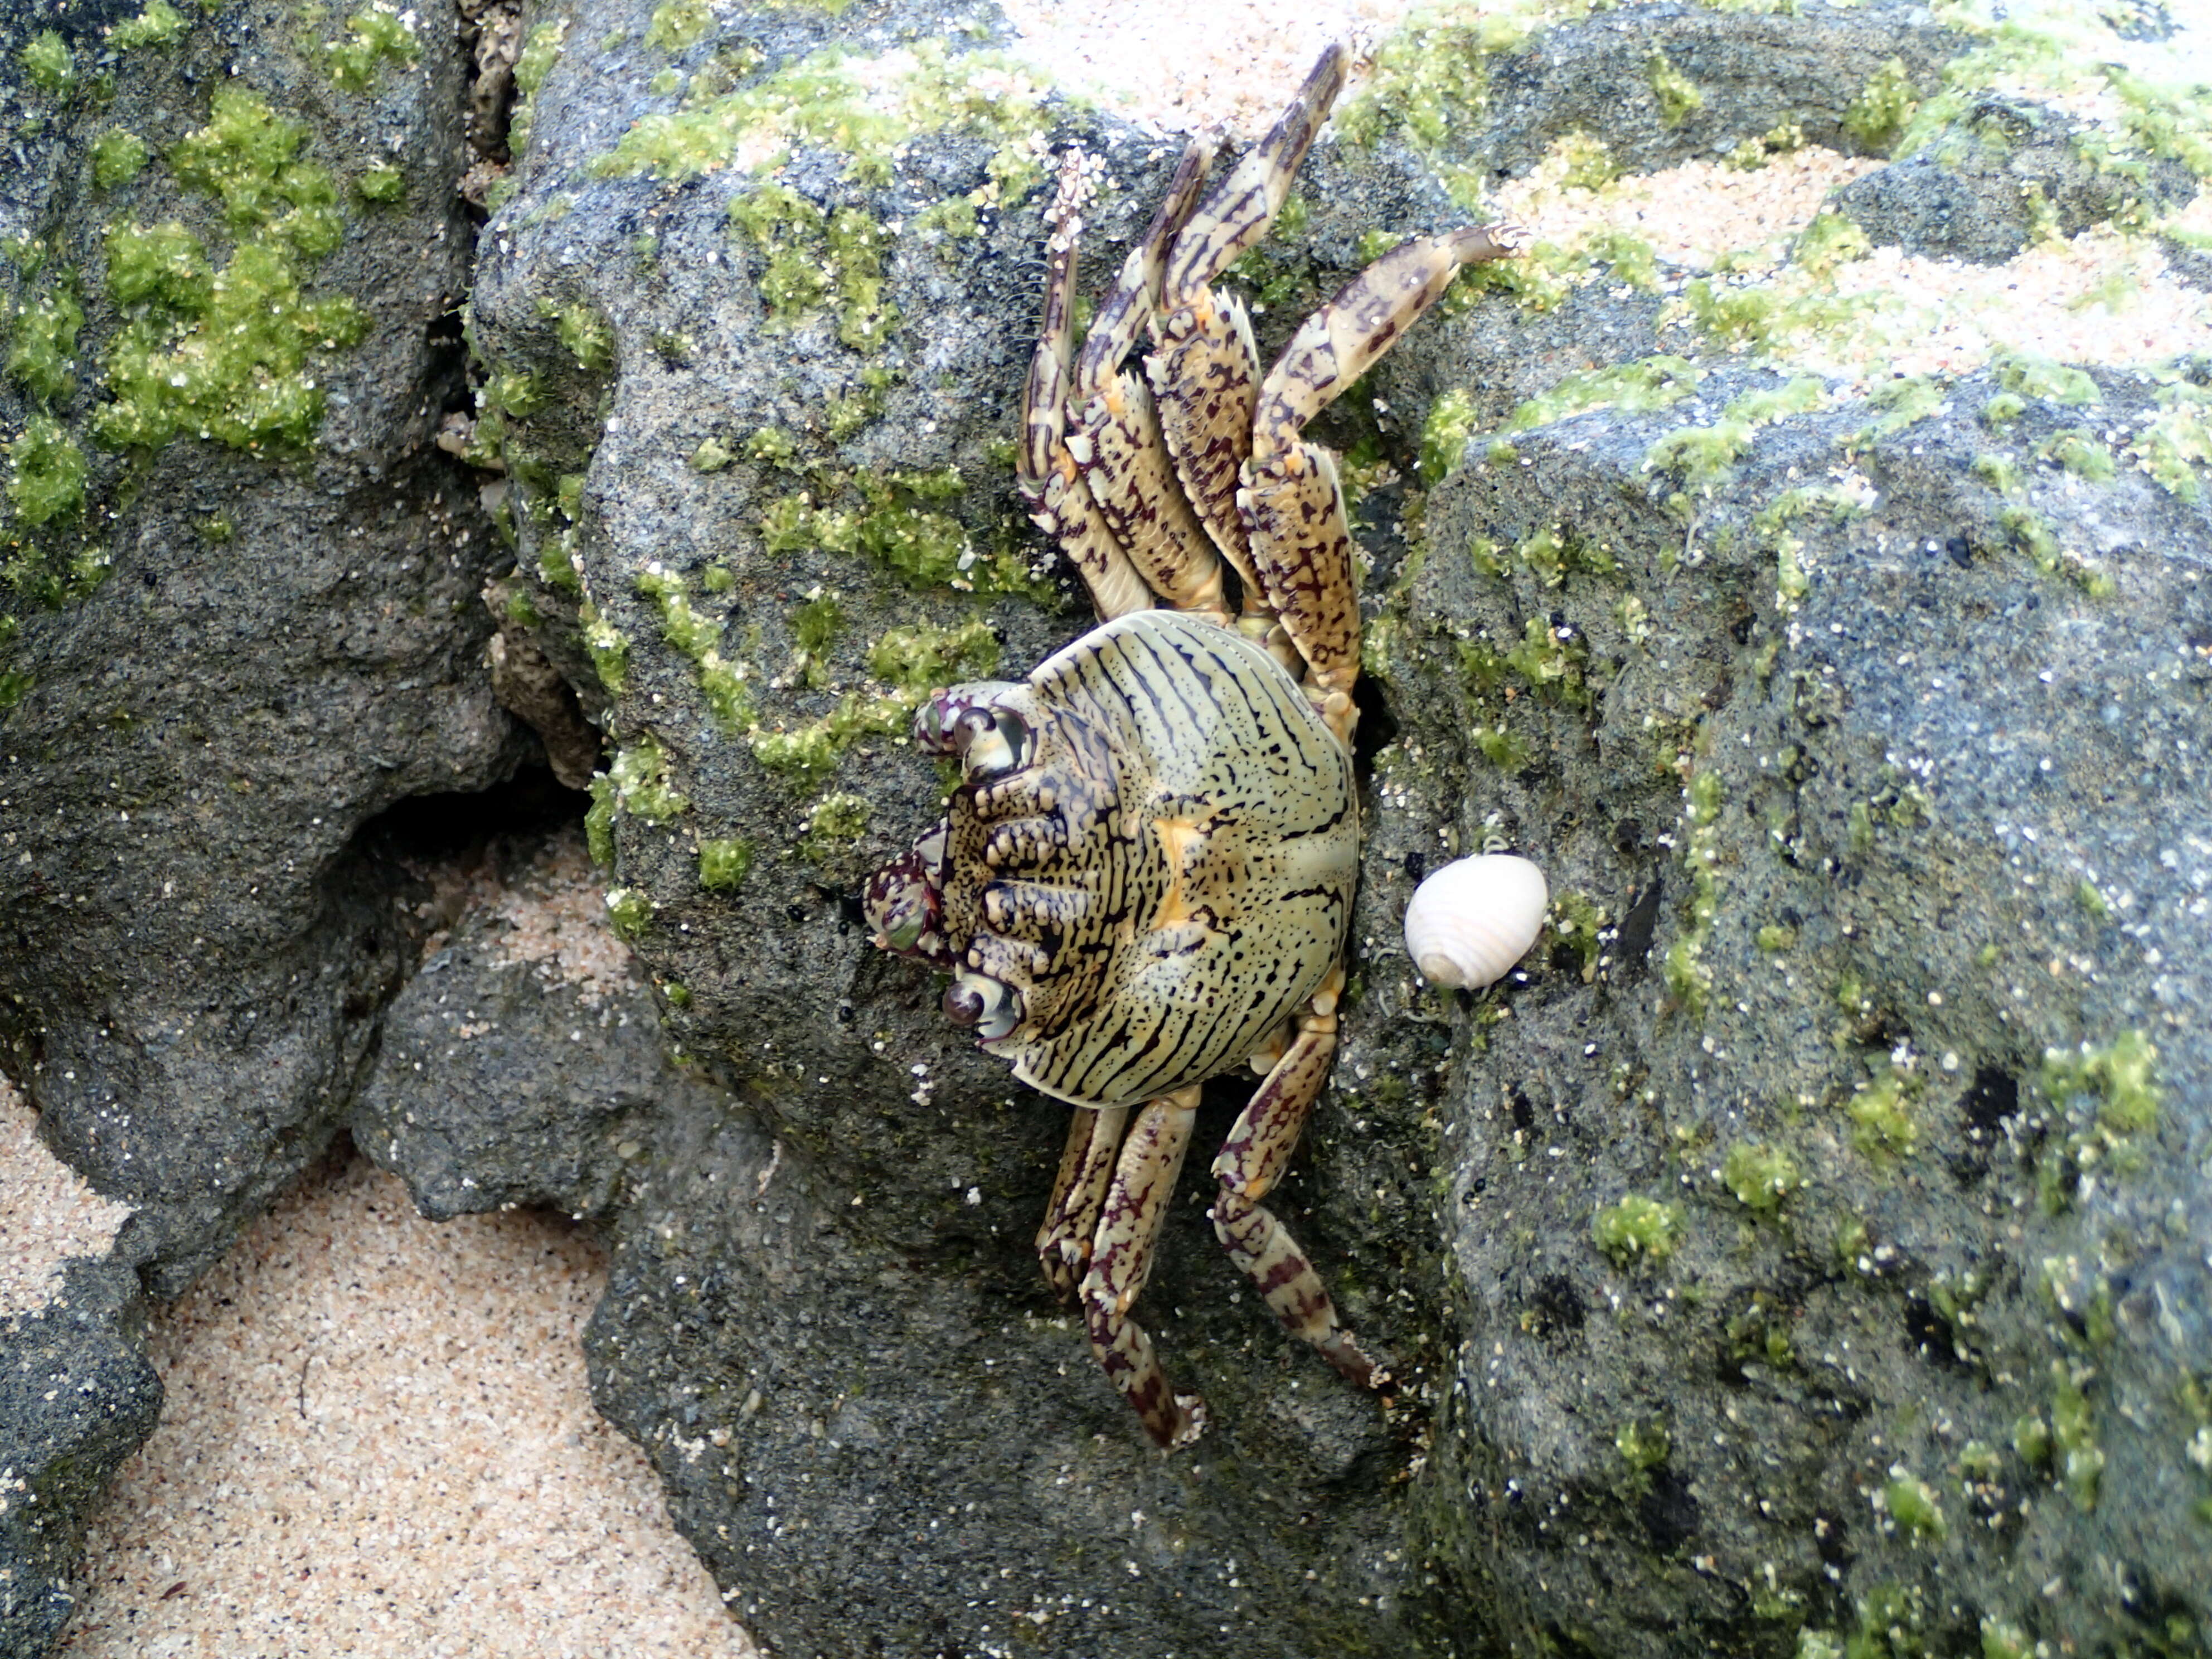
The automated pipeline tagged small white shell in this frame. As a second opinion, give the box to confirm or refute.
[1403,854,1549,990]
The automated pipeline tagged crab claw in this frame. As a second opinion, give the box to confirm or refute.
[943,971,1023,1041]
[863,822,954,966]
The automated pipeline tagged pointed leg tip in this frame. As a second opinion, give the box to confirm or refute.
[1170,1395,1208,1449]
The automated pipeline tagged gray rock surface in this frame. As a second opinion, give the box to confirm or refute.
[461,0,2211,1652]
[0,0,524,1649]
[1835,96,2200,263]
[1394,361,2211,1656]
[351,826,699,1221]
[0,1263,159,1659]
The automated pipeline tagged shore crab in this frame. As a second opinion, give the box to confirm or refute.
[865,45,1522,1447]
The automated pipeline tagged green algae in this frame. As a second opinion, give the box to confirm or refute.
[1850,376,1946,447]
[1419,389,1477,486]
[603,885,653,939]
[1722,1141,1801,1214]
[1792,209,1870,276]
[1879,1473,1946,1542]
[6,287,85,405]
[646,0,712,51]
[507,20,568,157]
[797,790,870,863]
[586,738,688,863]
[1614,1417,1670,1490]
[2129,382,2212,501]
[636,565,757,733]
[91,130,151,191]
[581,604,630,694]
[355,162,405,203]
[1842,56,1917,151]
[761,469,1045,598]
[168,89,341,249]
[6,416,88,526]
[699,836,754,891]
[749,692,910,790]
[727,187,895,352]
[20,31,75,95]
[1845,1067,1920,1161]
[1645,50,1704,127]
[1501,356,1702,435]
[326,3,419,93]
[2038,427,2114,482]
[1992,352,2100,406]
[88,86,366,457]
[1592,1195,1685,1268]
[1647,376,1827,489]
[108,0,187,50]
[866,619,997,693]
[99,231,367,452]
[554,303,615,372]
[2036,1030,2161,1199]
[590,40,1053,190]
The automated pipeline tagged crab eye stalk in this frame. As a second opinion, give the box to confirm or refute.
[954,707,1029,784]
[943,972,1022,1041]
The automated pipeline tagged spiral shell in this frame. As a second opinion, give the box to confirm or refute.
[1403,854,1549,989]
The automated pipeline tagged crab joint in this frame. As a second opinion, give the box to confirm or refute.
[944,971,1022,1041]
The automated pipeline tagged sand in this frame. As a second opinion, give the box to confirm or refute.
[48,1148,756,1659]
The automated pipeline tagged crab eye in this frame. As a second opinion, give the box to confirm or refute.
[956,708,1029,783]
[943,972,1022,1041]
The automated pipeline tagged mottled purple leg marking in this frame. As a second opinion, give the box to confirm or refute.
[1079,1086,1205,1448]
[1036,1104,1129,1303]
[1209,975,1384,1389]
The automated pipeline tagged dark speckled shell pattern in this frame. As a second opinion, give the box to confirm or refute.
[942,611,1357,1109]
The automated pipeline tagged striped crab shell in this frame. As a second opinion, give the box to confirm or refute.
[870,609,1359,1108]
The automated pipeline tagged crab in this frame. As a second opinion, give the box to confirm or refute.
[864,44,1522,1448]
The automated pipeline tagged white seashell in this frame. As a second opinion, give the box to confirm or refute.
[1403,854,1549,990]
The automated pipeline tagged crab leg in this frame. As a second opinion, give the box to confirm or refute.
[1037,1104,1130,1302]
[1210,968,1382,1388]
[1241,225,1525,733]
[1020,158,1153,622]
[1064,144,1231,620]
[1142,43,1349,596]
[1080,1084,1206,1448]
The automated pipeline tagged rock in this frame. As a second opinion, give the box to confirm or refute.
[461,0,2212,1652]
[0,0,528,1298]
[351,826,693,1222]
[1833,97,2200,264]
[0,1263,160,1659]
[1389,359,2211,1656]
[0,2,526,1648]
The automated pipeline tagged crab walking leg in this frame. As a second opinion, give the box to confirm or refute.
[1241,226,1525,731]
[1210,969,1382,1388]
[1036,1104,1131,1302]
[1018,161,1153,622]
[1147,42,1349,596]
[1079,1084,1206,1448]
[1065,144,1231,619]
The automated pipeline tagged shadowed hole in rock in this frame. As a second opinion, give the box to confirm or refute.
[1350,671,1399,787]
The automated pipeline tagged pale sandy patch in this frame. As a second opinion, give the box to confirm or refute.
[1491,147,1888,270]
[486,828,640,1008]
[1000,0,1418,135]
[0,1076,133,1318]
[1743,229,2212,385]
[54,1151,755,1659]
